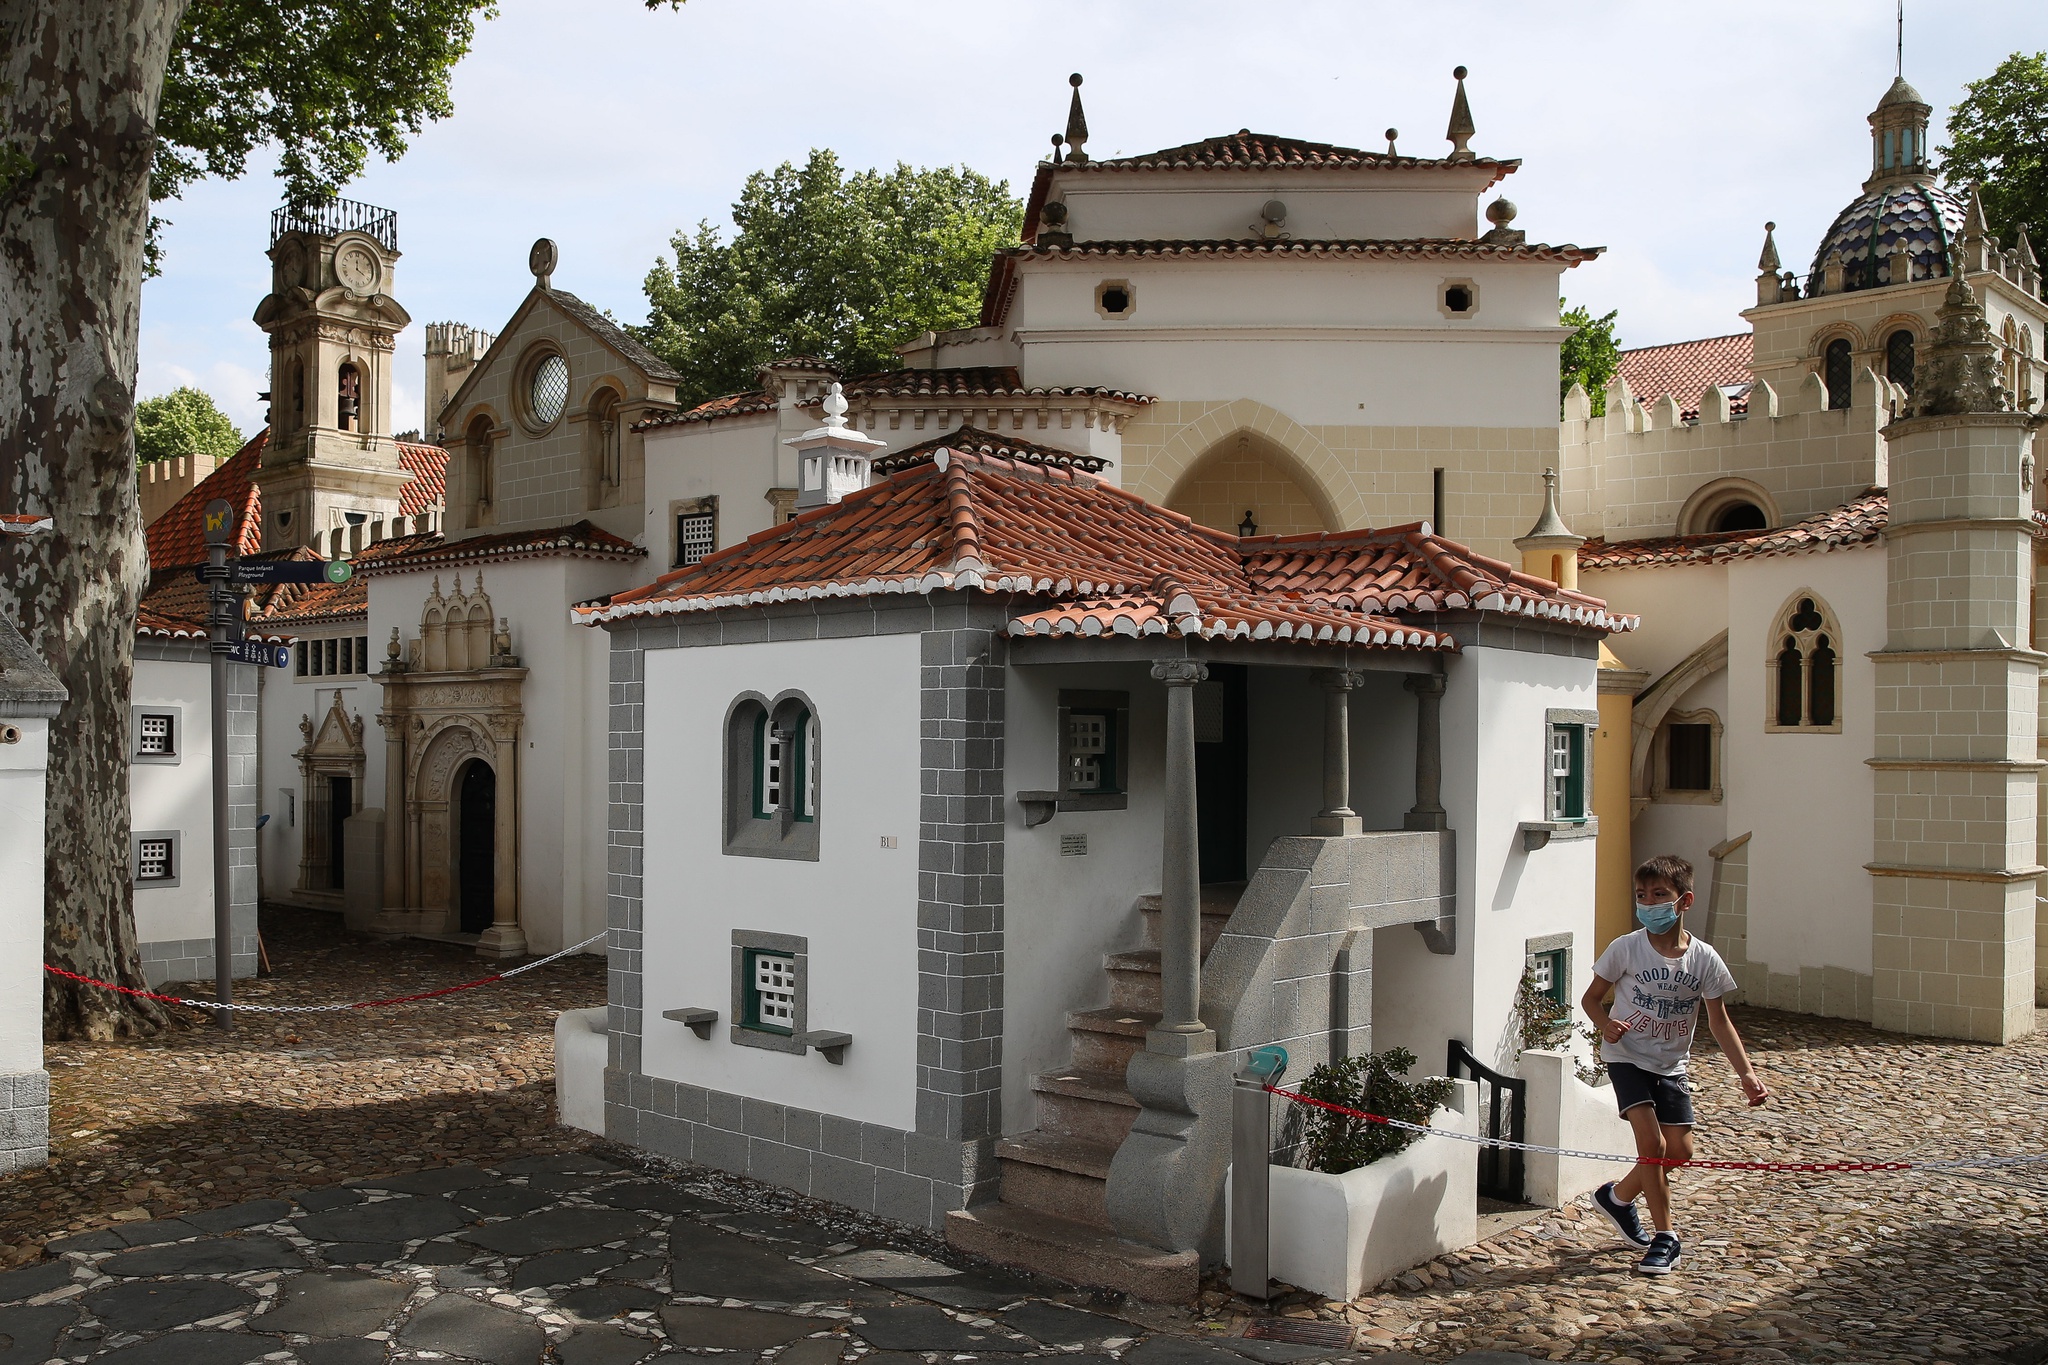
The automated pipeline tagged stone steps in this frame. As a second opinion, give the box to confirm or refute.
[1029,1068,1141,1148]
[944,1203,1199,1304]
[994,1132,1117,1231]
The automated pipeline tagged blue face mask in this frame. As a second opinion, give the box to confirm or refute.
[1636,900,1681,934]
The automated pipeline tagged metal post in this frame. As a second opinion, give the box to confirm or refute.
[1150,660,1208,1041]
[206,538,234,1032]
[1231,1044,1288,1300]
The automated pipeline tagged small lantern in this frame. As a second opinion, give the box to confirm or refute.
[1238,509,1258,538]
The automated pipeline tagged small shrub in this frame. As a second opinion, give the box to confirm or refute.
[1291,1048,1455,1176]
[1512,964,1604,1087]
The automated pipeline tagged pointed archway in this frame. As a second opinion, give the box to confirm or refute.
[1165,431,1335,538]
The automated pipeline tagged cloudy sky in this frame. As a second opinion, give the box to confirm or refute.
[137,0,2039,439]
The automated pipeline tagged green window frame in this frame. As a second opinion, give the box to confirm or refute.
[753,708,813,821]
[1548,723,1586,822]
[741,947,797,1035]
[1529,947,1569,1013]
[793,708,814,823]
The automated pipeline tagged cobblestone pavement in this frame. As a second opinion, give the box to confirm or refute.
[1213,1006,2048,1365]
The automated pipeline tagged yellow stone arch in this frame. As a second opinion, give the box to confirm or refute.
[1134,398,1363,531]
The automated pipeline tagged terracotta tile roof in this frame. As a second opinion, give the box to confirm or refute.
[548,289,680,383]
[0,514,52,534]
[397,442,449,516]
[137,555,299,642]
[1008,238,1601,265]
[804,368,1155,408]
[354,520,643,577]
[758,356,837,372]
[633,390,777,432]
[1579,490,1890,569]
[145,430,446,570]
[872,426,1111,476]
[581,442,1634,644]
[1616,334,1753,420]
[1075,131,1520,180]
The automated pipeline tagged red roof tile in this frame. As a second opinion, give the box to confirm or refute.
[0,514,52,535]
[634,390,776,433]
[872,426,1111,476]
[397,442,448,517]
[355,520,643,577]
[1011,238,1600,265]
[1616,334,1753,420]
[1579,491,1887,569]
[1077,131,1520,179]
[582,443,1634,644]
[137,556,299,642]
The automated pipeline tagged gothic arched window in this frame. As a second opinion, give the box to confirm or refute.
[587,387,622,499]
[1768,592,1843,732]
[466,415,495,513]
[1824,339,1854,411]
[1885,329,1915,397]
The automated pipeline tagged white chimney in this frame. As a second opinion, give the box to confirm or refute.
[786,383,886,511]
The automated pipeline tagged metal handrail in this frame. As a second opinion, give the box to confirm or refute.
[270,199,398,251]
[1447,1038,1528,1202]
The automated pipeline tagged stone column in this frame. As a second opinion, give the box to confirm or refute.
[378,709,406,911]
[1403,672,1449,831]
[1150,660,1214,1053]
[478,721,528,958]
[1309,669,1363,836]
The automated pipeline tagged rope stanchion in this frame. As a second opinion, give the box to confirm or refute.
[1263,1082,2048,1176]
[44,931,608,1015]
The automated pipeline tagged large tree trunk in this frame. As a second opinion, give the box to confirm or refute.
[0,0,190,1038]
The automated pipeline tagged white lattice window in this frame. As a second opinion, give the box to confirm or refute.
[759,726,786,816]
[678,510,715,567]
[1548,724,1585,821]
[1066,711,1112,792]
[800,712,817,818]
[751,951,797,1031]
[137,838,173,881]
[138,714,173,756]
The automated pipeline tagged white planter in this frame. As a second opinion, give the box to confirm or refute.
[554,1006,608,1136]
[1520,1048,1636,1208]
[1226,1078,1479,1301]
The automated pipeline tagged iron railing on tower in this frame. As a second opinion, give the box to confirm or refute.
[270,199,398,252]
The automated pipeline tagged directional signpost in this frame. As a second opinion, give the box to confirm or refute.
[199,502,307,1029]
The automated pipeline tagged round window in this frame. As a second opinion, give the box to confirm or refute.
[530,354,569,426]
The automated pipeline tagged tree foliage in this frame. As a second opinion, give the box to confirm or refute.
[1561,298,1622,417]
[637,151,1023,407]
[133,387,242,464]
[1939,50,2048,253]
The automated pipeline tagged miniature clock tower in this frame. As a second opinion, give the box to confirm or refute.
[252,200,416,547]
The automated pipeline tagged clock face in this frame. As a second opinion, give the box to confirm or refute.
[335,244,379,293]
[273,243,303,291]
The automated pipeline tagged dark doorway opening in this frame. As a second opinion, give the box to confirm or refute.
[458,760,496,933]
[326,775,351,889]
[1194,662,1248,884]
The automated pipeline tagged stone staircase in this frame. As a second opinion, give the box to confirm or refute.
[945,884,1241,1302]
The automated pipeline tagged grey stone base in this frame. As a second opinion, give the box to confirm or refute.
[604,1068,995,1230]
[1728,961,1874,1023]
[141,935,260,987]
[0,1069,50,1173]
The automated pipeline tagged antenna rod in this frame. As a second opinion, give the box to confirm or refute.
[1897,0,1903,77]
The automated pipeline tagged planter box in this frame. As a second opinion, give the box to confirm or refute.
[554,1006,607,1136]
[1520,1048,1635,1208]
[1226,1078,1479,1301]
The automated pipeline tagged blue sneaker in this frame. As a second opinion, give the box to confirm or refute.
[1635,1231,1682,1275]
[1592,1181,1652,1248]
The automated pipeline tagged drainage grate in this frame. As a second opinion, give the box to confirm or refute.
[1241,1318,1357,1348]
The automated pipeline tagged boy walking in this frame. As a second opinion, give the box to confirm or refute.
[1579,854,1769,1275]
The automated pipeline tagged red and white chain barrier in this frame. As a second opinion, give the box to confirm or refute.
[1265,1083,2048,1175]
[43,931,607,1014]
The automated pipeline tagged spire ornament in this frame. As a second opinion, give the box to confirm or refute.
[1063,74,1089,166]
[1911,256,2011,416]
[1757,221,1781,273]
[1445,66,1476,163]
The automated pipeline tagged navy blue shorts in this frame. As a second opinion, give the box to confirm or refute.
[1607,1061,1695,1127]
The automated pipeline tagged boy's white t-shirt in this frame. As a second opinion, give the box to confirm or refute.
[1592,929,1738,1078]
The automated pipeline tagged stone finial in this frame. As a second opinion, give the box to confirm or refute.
[1445,66,1476,163]
[1050,132,1064,166]
[1481,197,1523,245]
[1757,221,1781,273]
[386,626,401,660]
[1912,257,2012,416]
[2018,227,2039,270]
[1957,182,1994,273]
[529,237,558,290]
[1063,74,1090,166]
[1385,127,1399,156]
[1518,468,1580,545]
[821,381,850,430]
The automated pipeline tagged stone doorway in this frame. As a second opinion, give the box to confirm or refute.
[456,759,496,934]
[293,690,367,906]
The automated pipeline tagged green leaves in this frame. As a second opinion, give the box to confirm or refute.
[1939,50,2048,252]
[1289,1048,1455,1176]
[134,387,243,465]
[149,0,500,270]
[1560,297,1621,417]
[636,150,1023,407]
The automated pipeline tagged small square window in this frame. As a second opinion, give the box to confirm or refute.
[1065,710,1115,793]
[731,932,808,1053]
[678,511,715,566]
[131,829,181,887]
[1667,723,1712,790]
[132,707,182,765]
[1530,947,1568,1010]
[138,713,174,756]
[747,950,797,1033]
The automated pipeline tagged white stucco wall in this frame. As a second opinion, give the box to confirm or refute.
[1001,661,1165,1133]
[1054,168,1493,244]
[1632,668,1730,920]
[130,654,215,946]
[0,717,51,1076]
[640,633,922,1131]
[641,415,782,567]
[1579,563,1729,684]
[258,635,374,903]
[1725,547,1883,978]
[1371,642,1601,1073]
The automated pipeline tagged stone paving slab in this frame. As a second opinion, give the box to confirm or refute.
[296,1194,469,1243]
[100,1233,304,1276]
[400,1291,547,1362]
[459,1206,654,1256]
[297,1341,388,1365]
[590,1180,733,1216]
[1000,1300,1142,1346]
[317,1240,408,1265]
[92,1330,275,1365]
[557,1324,663,1365]
[179,1199,295,1234]
[850,1304,1041,1353]
[660,1302,831,1348]
[249,1268,410,1337]
[83,1278,255,1333]
[669,1221,860,1303]
[351,1163,500,1195]
[511,1247,627,1289]
[0,1302,78,1365]
[455,1184,561,1218]
[555,1282,665,1320]
[0,1258,75,1302]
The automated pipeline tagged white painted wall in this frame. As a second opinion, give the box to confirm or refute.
[1579,563,1728,684]
[641,633,923,1130]
[0,716,51,1076]
[1371,643,1601,1074]
[130,655,215,946]
[258,638,374,903]
[1002,661,1165,1133]
[641,414,783,566]
[1726,547,1883,977]
[1633,668,1730,920]
[1053,166,1497,243]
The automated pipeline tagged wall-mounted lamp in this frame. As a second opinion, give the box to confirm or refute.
[1238,510,1258,538]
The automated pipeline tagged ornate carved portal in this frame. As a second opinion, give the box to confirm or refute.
[295,690,367,902]
[375,574,529,957]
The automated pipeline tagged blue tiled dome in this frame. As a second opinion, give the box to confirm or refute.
[1807,180,1966,295]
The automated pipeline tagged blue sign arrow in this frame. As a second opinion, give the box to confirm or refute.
[223,640,292,668]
